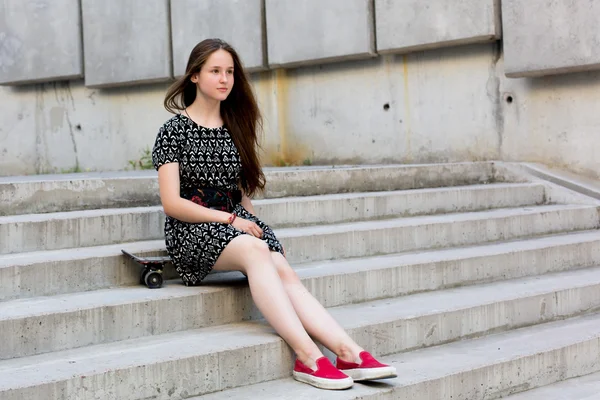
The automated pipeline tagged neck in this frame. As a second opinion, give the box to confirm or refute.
[186,92,222,127]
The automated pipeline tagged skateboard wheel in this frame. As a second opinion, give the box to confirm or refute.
[144,270,163,289]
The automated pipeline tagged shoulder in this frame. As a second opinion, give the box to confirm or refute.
[152,115,186,167]
[156,114,189,137]
[161,114,186,130]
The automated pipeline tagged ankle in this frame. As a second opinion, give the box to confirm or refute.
[295,349,324,371]
[336,343,364,363]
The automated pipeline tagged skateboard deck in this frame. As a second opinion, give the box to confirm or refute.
[121,250,171,265]
[121,250,171,288]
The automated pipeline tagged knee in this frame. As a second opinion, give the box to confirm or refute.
[244,237,271,258]
[239,237,272,272]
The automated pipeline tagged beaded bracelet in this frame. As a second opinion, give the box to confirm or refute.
[227,213,237,224]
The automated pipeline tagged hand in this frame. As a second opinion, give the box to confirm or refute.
[232,216,263,238]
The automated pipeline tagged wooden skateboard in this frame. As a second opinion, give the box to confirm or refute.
[121,250,171,289]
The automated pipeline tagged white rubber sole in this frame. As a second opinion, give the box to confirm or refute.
[292,371,354,390]
[341,366,398,381]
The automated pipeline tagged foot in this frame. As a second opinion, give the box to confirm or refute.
[336,351,397,381]
[293,357,354,390]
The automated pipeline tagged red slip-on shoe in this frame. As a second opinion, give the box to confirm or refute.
[336,351,397,381]
[293,356,354,390]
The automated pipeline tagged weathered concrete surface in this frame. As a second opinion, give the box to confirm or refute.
[258,182,545,225]
[81,0,172,87]
[0,0,83,85]
[504,371,600,399]
[0,158,599,400]
[518,163,600,202]
[2,31,600,180]
[495,162,600,207]
[0,45,504,176]
[0,81,174,177]
[499,58,600,180]
[262,162,500,198]
[279,204,599,263]
[0,207,165,254]
[0,163,500,215]
[7,202,593,268]
[265,0,375,68]
[0,240,171,301]
[0,183,545,253]
[2,306,600,398]
[171,0,265,75]
[254,46,502,167]
[502,0,600,78]
[0,171,161,216]
[4,229,600,302]
[375,0,500,54]
[3,264,600,361]
[199,315,600,399]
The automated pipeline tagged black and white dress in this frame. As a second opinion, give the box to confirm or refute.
[152,114,284,285]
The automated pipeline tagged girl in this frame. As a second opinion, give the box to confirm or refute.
[152,38,397,390]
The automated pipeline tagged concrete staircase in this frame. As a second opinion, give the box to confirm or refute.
[1,161,600,399]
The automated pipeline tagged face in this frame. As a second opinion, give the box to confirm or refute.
[191,49,234,102]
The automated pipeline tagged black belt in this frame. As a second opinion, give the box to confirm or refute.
[181,187,242,213]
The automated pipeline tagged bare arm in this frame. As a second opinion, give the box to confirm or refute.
[239,184,285,255]
[158,163,231,223]
[158,163,263,237]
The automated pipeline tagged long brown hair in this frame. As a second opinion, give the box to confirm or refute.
[164,38,265,197]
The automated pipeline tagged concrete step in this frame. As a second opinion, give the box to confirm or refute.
[2,280,600,400]
[280,204,599,263]
[0,240,169,301]
[503,371,600,399]
[2,228,600,302]
[0,182,546,254]
[2,264,600,367]
[0,183,544,254]
[0,162,499,216]
[1,205,599,301]
[0,207,165,255]
[197,314,600,400]
[519,162,600,202]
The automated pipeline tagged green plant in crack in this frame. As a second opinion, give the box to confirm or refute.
[60,164,83,174]
[128,147,154,170]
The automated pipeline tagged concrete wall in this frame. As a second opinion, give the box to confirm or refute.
[4,41,600,181]
[5,0,600,84]
[502,0,600,78]
[375,0,501,54]
[0,81,173,175]
[500,63,600,178]
[2,3,600,180]
[81,0,172,87]
[255,45,500,165]
[171,0,266,76]
[265,0,376,68]
[0,0,83,85]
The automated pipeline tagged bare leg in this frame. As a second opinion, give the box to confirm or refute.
[270,252,364,363]
[213,235,323,369]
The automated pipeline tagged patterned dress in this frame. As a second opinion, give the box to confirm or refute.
[152,114,284,285]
